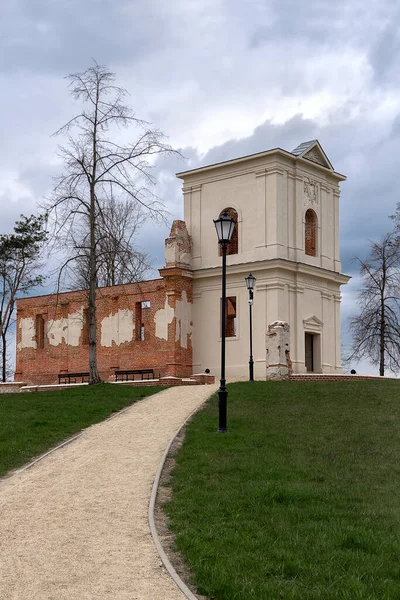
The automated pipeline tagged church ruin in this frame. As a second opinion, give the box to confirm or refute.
[15,140,350,384]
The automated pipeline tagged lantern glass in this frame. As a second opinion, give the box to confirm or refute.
[214,212,235,243]
[245,273,256,290]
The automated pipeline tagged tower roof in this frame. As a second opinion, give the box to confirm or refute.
[291,140,318,156]
[177,139,342,180]
[291,139,334,170]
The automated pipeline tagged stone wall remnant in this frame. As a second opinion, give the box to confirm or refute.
[266,321,292,380]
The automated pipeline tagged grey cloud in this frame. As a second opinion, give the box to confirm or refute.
[1,0,233,78]
[1,161,59,234]
[196,115,318,168]
[1,196,37,233]
[131,150,193,271]
[369,13,400,86]
[136,221,171,272]
[250,2,342,48]
[0,0,167,75]
[18,162,60,199]
[249,0,388,50]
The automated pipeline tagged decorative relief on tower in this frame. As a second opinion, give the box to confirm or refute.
[303,177,318,206]
[303,147,327,167]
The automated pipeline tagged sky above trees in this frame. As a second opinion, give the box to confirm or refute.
[1,0,400,373]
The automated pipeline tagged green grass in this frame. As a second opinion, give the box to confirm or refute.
[0,383,164,477]
[166,380,400,600]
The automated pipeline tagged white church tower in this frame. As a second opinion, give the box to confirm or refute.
[177,140,350,379]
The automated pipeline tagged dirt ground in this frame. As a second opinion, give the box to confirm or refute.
[0,384,217,600]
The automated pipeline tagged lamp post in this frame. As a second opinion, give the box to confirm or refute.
[245,273,256,381]
[214,212,235,433]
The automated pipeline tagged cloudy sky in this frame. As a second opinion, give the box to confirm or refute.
[2,0,400,374]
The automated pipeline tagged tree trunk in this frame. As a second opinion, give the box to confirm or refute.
[379,294,385,377]
[88,195,101,384]
[1,331,6,382]
[88,86,101,385]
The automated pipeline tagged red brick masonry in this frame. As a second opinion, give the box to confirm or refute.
[16,220,199,386]
[289,374,397,381]
[15,271,194,386]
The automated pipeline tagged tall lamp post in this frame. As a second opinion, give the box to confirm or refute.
[245,273,256,381]
[214,212,235,433]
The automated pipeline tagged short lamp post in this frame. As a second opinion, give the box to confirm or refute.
[245,273,256,381]
[214,212,235,433]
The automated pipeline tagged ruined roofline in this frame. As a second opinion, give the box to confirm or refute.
[15,277,165,304]
[176,147,346,181]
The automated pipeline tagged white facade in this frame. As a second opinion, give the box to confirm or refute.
[177,140,350,379]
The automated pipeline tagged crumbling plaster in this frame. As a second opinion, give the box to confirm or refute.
[154,298,174,341]
[174,290,192,349]
[17,318,36,350]
[47,308,84,347]
[154,291,192,348]
[101,309,135,347]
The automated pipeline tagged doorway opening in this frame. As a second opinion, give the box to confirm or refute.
[304,332,321,372]
[305,333,313,372]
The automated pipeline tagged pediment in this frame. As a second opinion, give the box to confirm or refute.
[303,315,323,332]
[303,146,332,169]
[292,140,334,171]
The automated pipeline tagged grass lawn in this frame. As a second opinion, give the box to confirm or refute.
[0,383,164,477]
[166,380,400,600]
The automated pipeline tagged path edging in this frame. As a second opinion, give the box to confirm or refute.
[148,403,208,600]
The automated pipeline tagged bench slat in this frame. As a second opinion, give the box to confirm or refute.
[58,372,89,384]
[114,369,155,382]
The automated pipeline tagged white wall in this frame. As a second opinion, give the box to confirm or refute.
[179,146,349,379]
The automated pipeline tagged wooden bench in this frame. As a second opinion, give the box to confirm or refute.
[58,372,90,384]
[114,369,155,382]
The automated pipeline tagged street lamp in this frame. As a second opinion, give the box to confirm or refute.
[214,211,235,433]
[245,273,256,381]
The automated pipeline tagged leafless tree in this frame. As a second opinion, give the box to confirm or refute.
[346,231,400,376]
[66,196,152,290]
[46,61,179,384]
[390,202,400,234]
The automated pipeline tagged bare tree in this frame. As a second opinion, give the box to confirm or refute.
[46,61,178,384]
[0,214,47,381]
[66,195,152,290]
[390,202,400,233]
[347,231,400,376]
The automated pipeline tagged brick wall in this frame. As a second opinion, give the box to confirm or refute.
[289,374,395,382]
[15,270,194,386]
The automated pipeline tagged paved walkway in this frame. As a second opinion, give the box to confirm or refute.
[0,384,218,600]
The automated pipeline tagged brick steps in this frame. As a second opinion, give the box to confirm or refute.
[289,374,395,382]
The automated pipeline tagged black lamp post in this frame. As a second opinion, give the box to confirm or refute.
[214,212,235,433]
[245,273,256,381]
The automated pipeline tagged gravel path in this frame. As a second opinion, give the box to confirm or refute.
[0,384,217,600]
